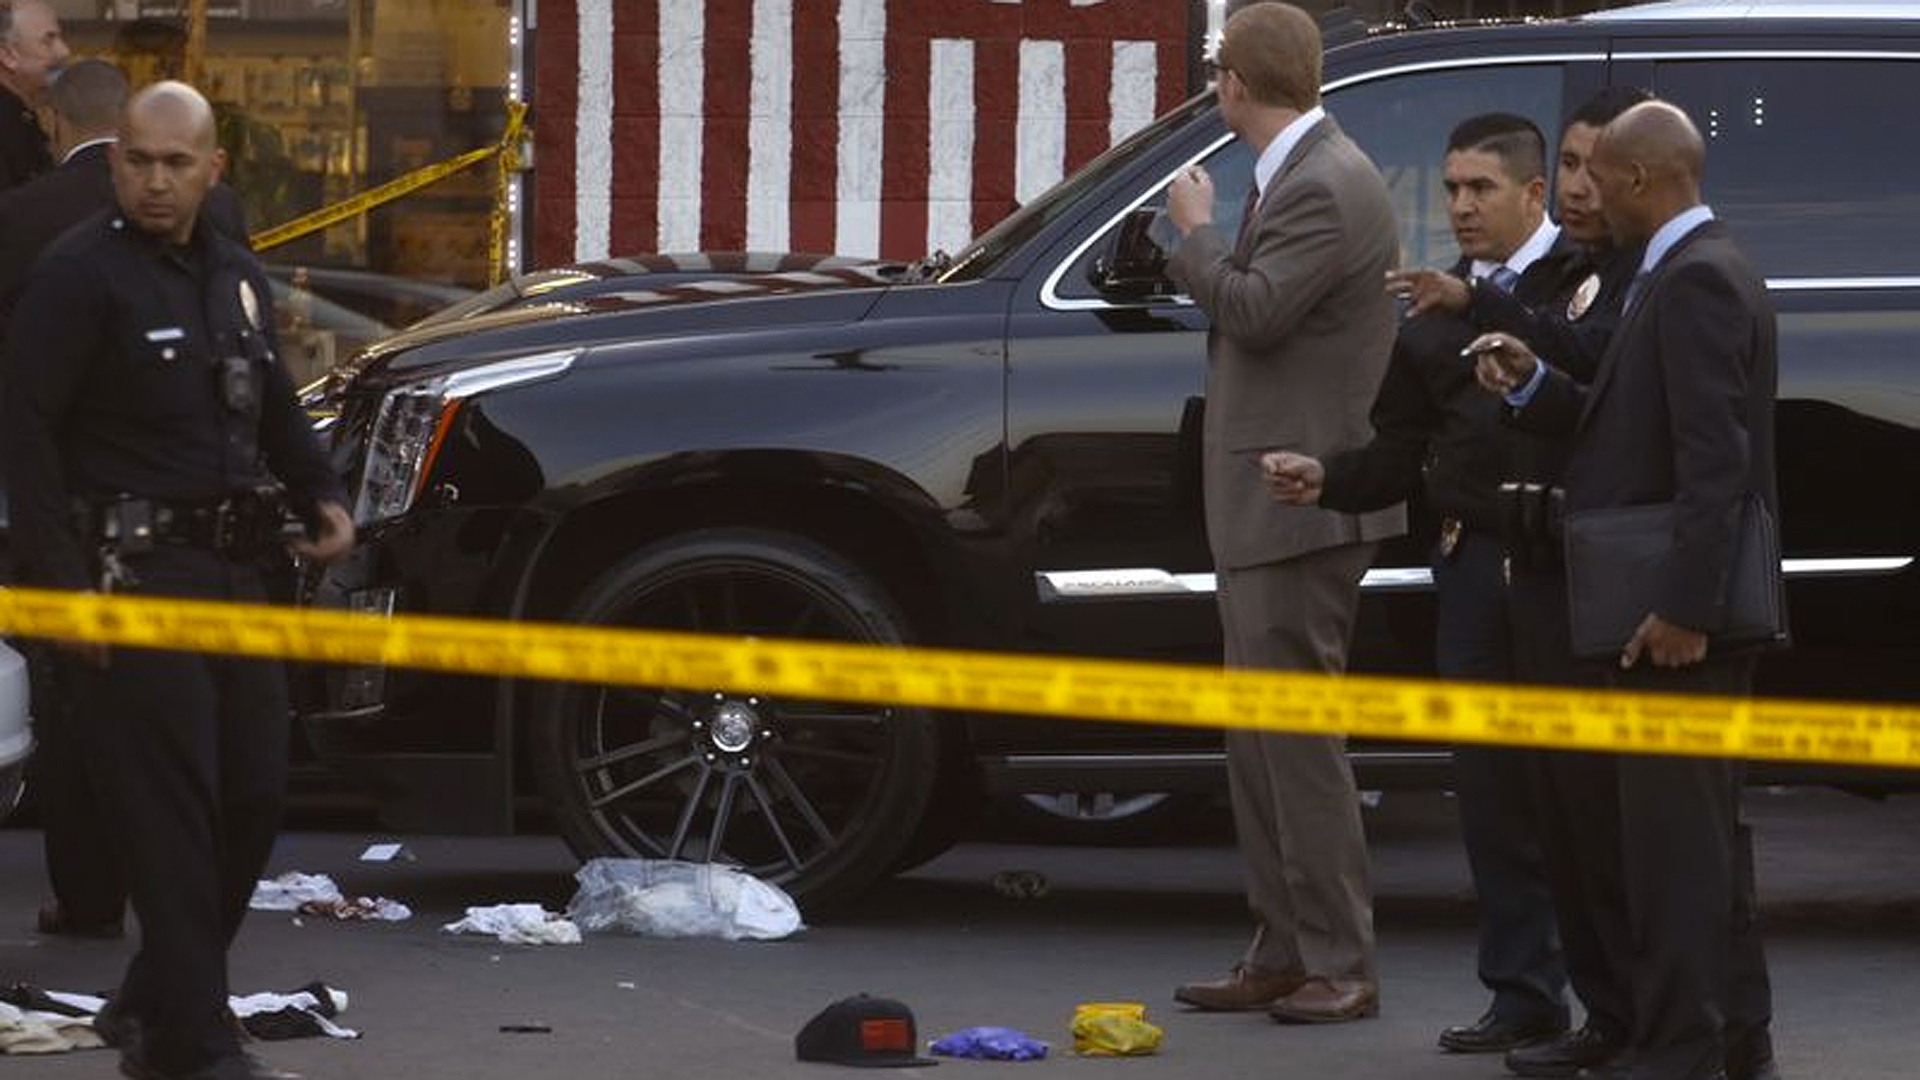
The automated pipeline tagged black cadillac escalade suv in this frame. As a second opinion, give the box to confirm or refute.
[302,0,1920,906]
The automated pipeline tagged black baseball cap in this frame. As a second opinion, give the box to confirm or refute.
[795,994,938,1068]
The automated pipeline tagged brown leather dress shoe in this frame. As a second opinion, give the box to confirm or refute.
[1174,964,1305,1011]
[1268,977,1380,1024]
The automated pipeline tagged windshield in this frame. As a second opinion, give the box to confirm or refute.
[936,89,1218,284]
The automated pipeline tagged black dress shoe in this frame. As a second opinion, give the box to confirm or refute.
[1732,1056,1781,1080]
[1439,1007,1567,1053]
[1507,1021,1628,1078]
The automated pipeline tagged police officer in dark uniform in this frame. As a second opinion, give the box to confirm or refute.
[1406,87,1668,1080]
[0,0,68,191]
[2,81,353,1080]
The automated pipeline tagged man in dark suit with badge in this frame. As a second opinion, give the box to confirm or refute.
[1473,99,1780,1080]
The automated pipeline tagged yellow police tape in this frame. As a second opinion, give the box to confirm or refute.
[2,586,1916,770]
[250,101,530,283]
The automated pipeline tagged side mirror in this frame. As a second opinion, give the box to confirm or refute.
[1088,207,1179,299]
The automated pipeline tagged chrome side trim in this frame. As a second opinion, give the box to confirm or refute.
[1766,277,1920,291]
[1611,49,1920,61]
[1036,557,1913,602]
[1036,567,1432,601]
[1036,54,1604,314]
[1783,556,1915,577]
[1589,2,1920,22]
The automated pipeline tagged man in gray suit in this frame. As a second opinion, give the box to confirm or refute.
[1164,1,1404,1025]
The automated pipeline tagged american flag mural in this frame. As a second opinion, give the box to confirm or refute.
[533,0,1193,268]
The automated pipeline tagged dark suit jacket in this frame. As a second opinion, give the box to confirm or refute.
[1167,116,1405,569]
[0,142,250,334]
[0,85,51,193]
[0,142,115,329]
[1512,218,1779,633]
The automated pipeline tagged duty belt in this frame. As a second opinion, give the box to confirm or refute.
[83,489,297,563]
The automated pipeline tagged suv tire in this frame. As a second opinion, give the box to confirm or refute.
[528,528,941,911]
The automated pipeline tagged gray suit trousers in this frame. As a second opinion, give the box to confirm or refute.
[1218,541,1378,984]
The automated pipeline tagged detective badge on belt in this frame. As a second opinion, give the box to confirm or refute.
[1566,272,1602,321]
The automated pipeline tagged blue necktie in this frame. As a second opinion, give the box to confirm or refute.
[1489,265,1520,294]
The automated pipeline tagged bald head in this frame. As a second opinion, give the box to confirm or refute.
[1588,99,1709,246]
[1602,101,1705,190]
[123,80,219,152]
[111,80,225,244]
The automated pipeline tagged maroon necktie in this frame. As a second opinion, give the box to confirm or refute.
[1235,183,1261,247]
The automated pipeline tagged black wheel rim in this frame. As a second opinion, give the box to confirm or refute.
[564,557,895,889]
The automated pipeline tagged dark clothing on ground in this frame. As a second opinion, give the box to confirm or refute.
[0,85,50,192]
[2,209,341,1078]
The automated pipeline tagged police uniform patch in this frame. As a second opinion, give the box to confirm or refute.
[238,279,262,331]
[1566,273,1602,321]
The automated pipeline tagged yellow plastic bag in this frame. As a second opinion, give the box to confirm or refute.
[1071,1002,1164,1056]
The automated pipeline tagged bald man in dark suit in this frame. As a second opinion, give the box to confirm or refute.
[1474,100,1779,1080]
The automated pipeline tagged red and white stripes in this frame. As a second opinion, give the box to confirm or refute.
[535,0,1190,268]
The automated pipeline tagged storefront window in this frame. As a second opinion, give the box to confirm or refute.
[53,0,513,379]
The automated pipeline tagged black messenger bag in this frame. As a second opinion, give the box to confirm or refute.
[1562,494,1787,660]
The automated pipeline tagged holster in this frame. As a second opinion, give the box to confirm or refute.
[1496,482,1564,571]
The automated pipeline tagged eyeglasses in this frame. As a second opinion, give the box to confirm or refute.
[1204,57,1233,82]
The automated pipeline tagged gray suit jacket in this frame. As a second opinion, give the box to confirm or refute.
[1169,116,1405,570]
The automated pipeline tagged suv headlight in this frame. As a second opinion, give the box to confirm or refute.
[353,348,581,525]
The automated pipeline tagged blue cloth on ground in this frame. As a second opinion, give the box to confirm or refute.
[928,1026,1049,1061]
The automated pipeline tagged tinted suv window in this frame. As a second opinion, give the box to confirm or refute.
[1053,63,1566,303]
[1331,64,1566,270]
[1654,59,1920,278]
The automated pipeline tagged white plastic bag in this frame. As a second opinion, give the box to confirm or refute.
[566,859,803,940]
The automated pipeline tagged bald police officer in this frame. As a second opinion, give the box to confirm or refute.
[3,81,353,1080]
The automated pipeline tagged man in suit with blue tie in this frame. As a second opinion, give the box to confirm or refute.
[1161,1,1404,1025]
[1472,100,1780,1080]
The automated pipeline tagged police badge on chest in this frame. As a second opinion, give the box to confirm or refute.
[1566,273,1602,321]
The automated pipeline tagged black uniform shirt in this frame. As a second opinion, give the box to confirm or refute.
[2,208,345,591]
[0,84,51,192]
[1318,238,1641,531]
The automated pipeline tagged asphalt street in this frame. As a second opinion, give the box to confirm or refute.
[3,787,1916,1080]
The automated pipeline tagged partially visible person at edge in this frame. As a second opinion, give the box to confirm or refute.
[3,80,355,1080]
[0,57,137,943]
[1162,1,1404,1025]
[0,0,68,190]
[1262,110,1578,1054]
[1472,99,1781,1080]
